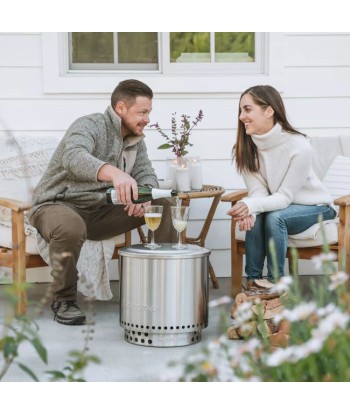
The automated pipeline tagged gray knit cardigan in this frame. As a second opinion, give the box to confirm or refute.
[30,106,158,215]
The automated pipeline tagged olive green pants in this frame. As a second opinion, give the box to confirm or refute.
[29,198,177,301]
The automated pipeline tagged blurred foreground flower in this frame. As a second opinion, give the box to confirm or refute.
[164,249,350,382]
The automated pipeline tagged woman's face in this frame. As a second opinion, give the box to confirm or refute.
[239,93,274,136]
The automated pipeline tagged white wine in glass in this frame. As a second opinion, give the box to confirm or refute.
[171,206,190,250]
[144,205,163,249]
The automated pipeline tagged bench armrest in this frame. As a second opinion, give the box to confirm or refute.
[0,197,32,212]
[221,189,248,203]
[334,194,350,207]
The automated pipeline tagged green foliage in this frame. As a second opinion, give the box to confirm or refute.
[0,301,48,381]
[0,278,100,382]
[46,351,101,382]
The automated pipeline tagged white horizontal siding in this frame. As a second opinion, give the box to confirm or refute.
[1,32,350,281]
[285,97,350,129]
[145,130,235,160]
[0,33,42,67]
[0,68,45,97]
[285,33,350,67]
[2,97,350,132]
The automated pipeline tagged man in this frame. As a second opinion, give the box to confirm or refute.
[29,79,176,325]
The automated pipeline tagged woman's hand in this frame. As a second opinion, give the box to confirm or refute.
[227,201,255,231]
[227,201,249,221]
[238,215,255,231]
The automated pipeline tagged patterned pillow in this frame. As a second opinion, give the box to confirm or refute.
[0,149,53,179]
[0,144,58,227]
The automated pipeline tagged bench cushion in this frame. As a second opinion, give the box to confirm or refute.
[235,219,338,247]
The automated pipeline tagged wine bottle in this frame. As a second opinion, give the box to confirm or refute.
[106,185,178,205]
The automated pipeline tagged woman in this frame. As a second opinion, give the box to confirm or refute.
[228,85,336,290]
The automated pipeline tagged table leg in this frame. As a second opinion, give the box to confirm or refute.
[181,196,221,289]
[209,261,219,289]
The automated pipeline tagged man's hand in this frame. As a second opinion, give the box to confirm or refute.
[124,201,151,217]
[112,171,139,205]
[97,164,139,205]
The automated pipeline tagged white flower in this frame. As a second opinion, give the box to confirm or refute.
[274,302,316,324]
[305,338,324,354]
[241,338,261,354]
[270,275,293,293]
[317,303,337,317]
[293,338,324,362]
[328,271,349,290]
[314,310,349,338]
[208,295,232,307]
[232,301,254,324]
[311,252,337,270]
[266,347,293,366]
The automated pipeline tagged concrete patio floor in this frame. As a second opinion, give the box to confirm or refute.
[1,278,234,382]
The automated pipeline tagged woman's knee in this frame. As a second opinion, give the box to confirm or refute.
[264,211,287,235]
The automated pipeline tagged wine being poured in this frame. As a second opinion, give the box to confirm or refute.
[106,185,178,205]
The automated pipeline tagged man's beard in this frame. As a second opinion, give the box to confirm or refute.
[122,120,144,137]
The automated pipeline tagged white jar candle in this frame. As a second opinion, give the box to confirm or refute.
[189,157,203,190]
[176,163,191,191]
[167,158,179,189]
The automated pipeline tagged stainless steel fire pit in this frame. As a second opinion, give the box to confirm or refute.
[118,243,210,347]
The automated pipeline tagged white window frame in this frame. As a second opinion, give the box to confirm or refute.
[42,32,275,94]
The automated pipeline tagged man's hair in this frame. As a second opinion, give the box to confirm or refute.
[111,79,153,108]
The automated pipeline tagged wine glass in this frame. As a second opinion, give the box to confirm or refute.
[144,205,163,249]
[171,206,190,250]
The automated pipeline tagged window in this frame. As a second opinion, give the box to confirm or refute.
[169,32,255,63]
[70,33,159,70]
[69,32,263,74]
[42,32,272,93]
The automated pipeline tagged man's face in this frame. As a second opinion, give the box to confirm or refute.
[116,96,152,138]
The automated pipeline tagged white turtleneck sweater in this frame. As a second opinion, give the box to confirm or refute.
[242,123,332,215]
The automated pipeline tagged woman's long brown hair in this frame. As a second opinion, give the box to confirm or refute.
[233,85,306,174]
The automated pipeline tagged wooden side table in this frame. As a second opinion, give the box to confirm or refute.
[178,185,225,289]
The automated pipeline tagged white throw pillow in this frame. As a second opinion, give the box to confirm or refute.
[322,155,350,210]
[0,138,60,227]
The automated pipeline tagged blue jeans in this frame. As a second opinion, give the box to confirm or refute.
[245,204,336,281]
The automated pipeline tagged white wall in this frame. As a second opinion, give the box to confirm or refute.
[1,32,350,282]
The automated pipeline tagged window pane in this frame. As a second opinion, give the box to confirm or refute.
[72,33,114,63]
[117,33,158,64]
[170,32,210,62]
[215,32,255,62]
